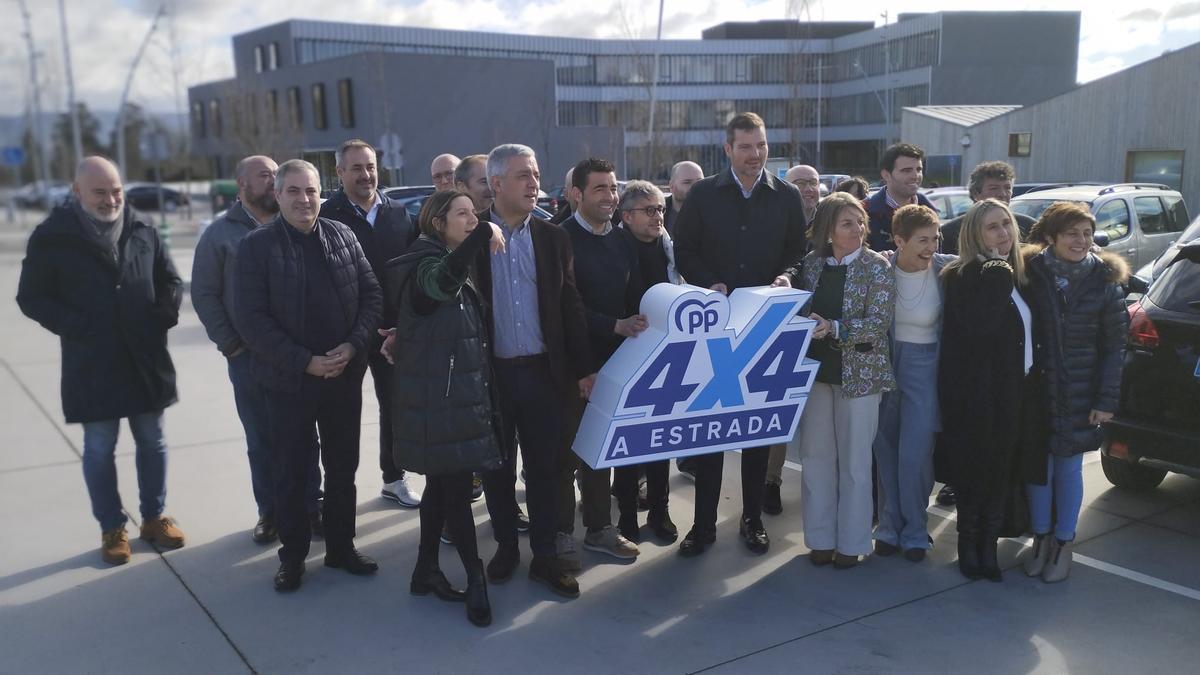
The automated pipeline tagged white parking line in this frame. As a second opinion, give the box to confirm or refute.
[776,455,1200,602]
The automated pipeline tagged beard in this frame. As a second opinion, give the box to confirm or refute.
[248,189,279,215]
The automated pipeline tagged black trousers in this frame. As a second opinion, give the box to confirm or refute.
[613,460,669,518]
[365,351,403,484]
[481,356,564,559]
[556,395,614,534]
[267,372,362,565]
[691,446,770,534]
[418,470,478,570]
[955,484,1007,538]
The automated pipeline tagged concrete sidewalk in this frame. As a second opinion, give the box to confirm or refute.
[2,246,1199,675]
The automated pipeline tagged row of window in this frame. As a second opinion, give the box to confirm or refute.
[291,31,940,87]
[191,79,356,139]
[556,86,929,130]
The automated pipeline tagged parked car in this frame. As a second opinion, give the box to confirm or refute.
[1101,243,1200,490]
[920,187,973,222]
[1011,181,1104,197]
[395,190,552,224]
[383,185,436,200]
[819,174,851,193]
[1137,213,1200,282]
[14,181,70,209]
[124,184,190,212]
[1010,183,1190,270]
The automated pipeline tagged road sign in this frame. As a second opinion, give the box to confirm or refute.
[573,284,818,469]
[378,132,403,171]
[1,146,26,167]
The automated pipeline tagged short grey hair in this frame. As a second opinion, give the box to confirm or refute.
[454,154,487,186]
[274,159,320,194]
[619,180,663,212]
[486,144,536,180]
[335,139,375,167]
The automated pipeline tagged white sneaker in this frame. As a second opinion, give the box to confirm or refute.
[583,525,640,559]
[381,477,421,508]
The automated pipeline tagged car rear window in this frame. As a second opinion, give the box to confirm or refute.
[1164,196,1190,233]
[1135,197,1168,234]
[1148,249,1200,313]
[1010,199,1055,220]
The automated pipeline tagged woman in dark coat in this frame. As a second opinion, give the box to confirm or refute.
[381,189,505,627]
[1019,202,1128,583]
[938,198,1042,582]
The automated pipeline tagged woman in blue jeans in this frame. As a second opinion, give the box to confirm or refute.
[1021,201,1128,582]
[872,205,954,562]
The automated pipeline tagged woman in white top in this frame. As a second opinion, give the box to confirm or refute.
[872,205,955,562]
[936,199,1041,582]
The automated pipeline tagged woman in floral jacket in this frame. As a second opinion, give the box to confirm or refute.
[775,192,896,568]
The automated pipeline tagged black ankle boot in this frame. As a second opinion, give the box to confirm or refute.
[979,537,1002,582]
[957,532,982,580]
[411,564,466,601]
[466,558,492,627]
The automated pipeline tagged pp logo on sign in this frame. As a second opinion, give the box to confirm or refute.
[573,283,819,469]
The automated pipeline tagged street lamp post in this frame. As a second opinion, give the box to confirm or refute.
[58,0,83,167]
[16,0,52,190]
[115,5,165,181]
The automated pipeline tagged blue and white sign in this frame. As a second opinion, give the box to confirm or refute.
[1,146,25,167]
[573,283,818,469]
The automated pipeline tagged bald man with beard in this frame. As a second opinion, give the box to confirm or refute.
[18,156,185,565]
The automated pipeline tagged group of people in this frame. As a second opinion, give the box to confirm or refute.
[16,110,1128,629]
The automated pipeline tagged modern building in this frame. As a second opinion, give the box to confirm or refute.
[189,11,1081,187]
[901,42,1200,215]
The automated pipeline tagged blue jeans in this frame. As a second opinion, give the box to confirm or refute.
[81,411,167,532]
[872,341,939,550]
[1027,453,1084,541]
[228,351,321,517]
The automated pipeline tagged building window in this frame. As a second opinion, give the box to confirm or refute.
[246,93,259,136]
[191,101,205,138]
[268,42,279,70]
[311,83,327,130]
[1126,149,1184,191]
[337,79,355,128]
[287,87,302,130]
[1008,132,1032,157]
[266,90,278,128]
[254,46,264,73]
[208,100,222,138]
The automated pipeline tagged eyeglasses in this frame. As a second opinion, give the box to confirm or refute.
[791,179,820,189]
[627,205,666,217]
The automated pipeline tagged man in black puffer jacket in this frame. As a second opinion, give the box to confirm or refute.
[17,156,185,565]
[235,159,382,592]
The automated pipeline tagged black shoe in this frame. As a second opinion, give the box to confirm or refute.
[809,549,835,566]
[647,511,678,543]
[617,513,641,544]
[957,534,982,580]
[739,517,770,554]
[440,521,454,545]
[252,515,277,544]
[833,553,861,569]
[763,483,783,516]
[676,458,697,482]
[903,548,927,562]
[936,485,957,507]
[471,473,484,503]
[309,509,324,540]
[678,528,715,557]
[486,542,520,583]
[528,556,579,599]
[411,566,466,602]
[515,506,530,534]
[979,537,1002,582]
[466,558,492,627]
[324,547,379,575]
[274,561,304,592]
[874,539,900,557]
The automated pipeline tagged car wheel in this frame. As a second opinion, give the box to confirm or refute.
[1101,453,1167,491]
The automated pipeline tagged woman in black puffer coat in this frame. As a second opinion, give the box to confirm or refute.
[382,189,505,626]
[1020,201,1128,584]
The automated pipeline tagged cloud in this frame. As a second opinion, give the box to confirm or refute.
[1120,8,1162,21]
[1165,1,1200,20]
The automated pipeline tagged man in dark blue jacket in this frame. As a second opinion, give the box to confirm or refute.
[18,156,185,566]
[320,139,421,509]
[236,159,382,592]
[864,143,936,251]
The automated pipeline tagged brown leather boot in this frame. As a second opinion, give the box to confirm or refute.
[101,527,131,565]
[140,516,185,549]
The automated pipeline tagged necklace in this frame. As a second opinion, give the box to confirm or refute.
[895,266,932,311]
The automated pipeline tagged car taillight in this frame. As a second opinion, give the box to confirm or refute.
[1127,301,1160,348]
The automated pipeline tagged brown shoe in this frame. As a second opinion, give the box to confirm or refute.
[140,516,185,549]
[102,527,131,565]
[809,549,835,566]
[833,552,861,569]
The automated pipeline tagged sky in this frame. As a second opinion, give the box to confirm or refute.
[1,0,1198,117]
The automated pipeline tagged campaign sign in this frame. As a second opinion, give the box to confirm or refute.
[573,283,818,469]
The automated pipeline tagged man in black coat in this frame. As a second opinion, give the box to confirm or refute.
[17,156,185,566]
[236,159,382,592]
[673,112,808,557]
[939,161,1035,254]
[320,139,421,509]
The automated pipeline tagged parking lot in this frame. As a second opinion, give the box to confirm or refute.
[1,219,1199,674]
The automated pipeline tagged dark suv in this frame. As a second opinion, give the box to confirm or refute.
[1101,243,1200,490]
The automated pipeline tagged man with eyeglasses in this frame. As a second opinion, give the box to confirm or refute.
[784,164,822,228]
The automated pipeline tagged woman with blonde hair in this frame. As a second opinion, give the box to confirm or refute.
[774,191,896,569]
[937,198,1043,581]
